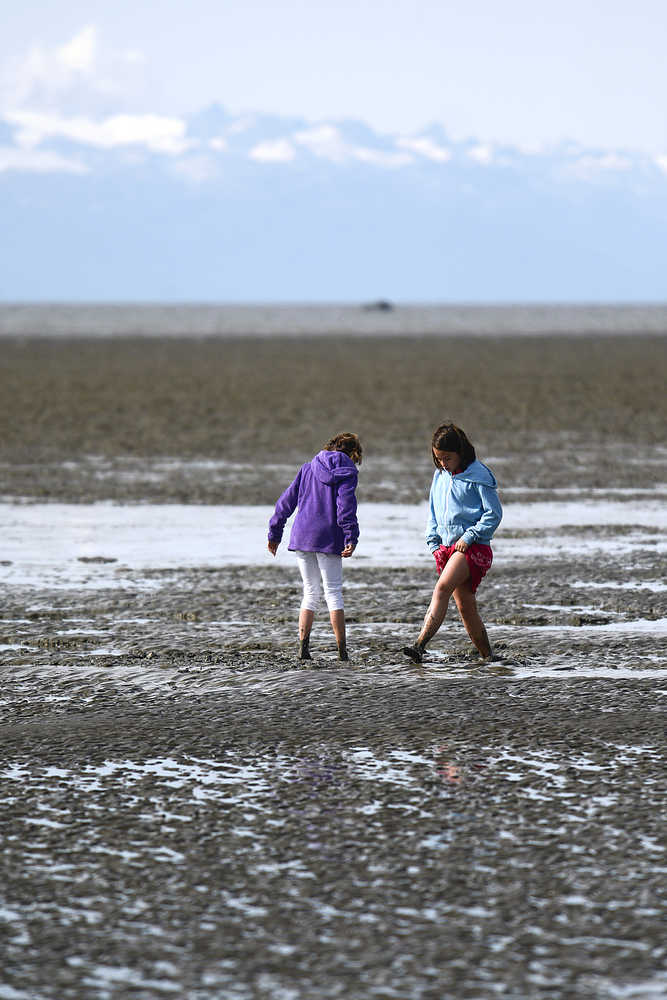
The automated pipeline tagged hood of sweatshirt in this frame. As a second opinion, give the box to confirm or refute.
[311,450,358,485]
[449,459,498,488]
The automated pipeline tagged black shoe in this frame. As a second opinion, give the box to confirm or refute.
[402,644,424,664]
[338,645,349,662]
[299,637,312,660]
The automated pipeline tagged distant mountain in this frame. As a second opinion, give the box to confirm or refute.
[2,103,666,301]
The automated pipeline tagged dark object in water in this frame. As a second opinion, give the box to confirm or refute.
[362,299,394,311]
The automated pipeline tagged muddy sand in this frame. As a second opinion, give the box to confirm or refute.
[1,332,665,502]
[1,331,666,999]
[1,652,666,999]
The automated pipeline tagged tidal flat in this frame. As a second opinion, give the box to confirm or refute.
[0,331,665,502]
[0,327,666,999]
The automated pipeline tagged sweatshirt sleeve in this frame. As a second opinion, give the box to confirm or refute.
[336,474,359,548]
[460,484,503,547]
[268,468,302,543]
[425,475,442,552]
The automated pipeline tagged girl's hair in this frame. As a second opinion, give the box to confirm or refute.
[431,422,476,470]
[325,431,363,465]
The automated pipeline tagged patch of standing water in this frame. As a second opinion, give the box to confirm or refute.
[1,498,664,680]
[571,580,667,593]
[1,499,666,584]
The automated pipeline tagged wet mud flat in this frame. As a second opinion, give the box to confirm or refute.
[2,556,667,999]
[2,557,666,682]
[1,332,666,503]
[1,668,666,1000]
[1,328,666,997]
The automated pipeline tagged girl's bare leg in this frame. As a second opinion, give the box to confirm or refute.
[299,608,314,639]
[404,553,470,662]
[418,553,470,644]
[299,608,315,659]
[329,609,348,660]
[453,585,492,658]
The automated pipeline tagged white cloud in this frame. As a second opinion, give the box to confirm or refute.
[249,138,295,163]
[397,136,451,163]
[209,137,228,152]
[352,147,413,168]
[513,141,547,156]
[467,144,494,165]
[293,124,412,168]
[1,26,147,113]
[655,155,667,174]
[294,125,349,162]
[578,153,632,171]
[57,26,96,74]
[565,153,634,180]
[0,146,88,174]
[2,27,98,108]
[6,110,191,155]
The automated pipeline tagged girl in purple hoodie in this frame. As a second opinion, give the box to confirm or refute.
[268,432,362,662]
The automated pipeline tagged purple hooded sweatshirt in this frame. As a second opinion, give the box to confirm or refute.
[268,450,359,555]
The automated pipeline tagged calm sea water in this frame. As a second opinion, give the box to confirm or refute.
[1,302,667,337]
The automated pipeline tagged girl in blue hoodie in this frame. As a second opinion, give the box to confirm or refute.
[403,423,502,664]
[268,432,362,662]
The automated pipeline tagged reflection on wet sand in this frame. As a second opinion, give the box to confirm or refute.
[1,725,664,999]
[434,746,463,785]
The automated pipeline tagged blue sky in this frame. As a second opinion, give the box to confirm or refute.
[2,0,666,153]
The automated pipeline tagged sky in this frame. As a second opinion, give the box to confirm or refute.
[1,0,666,154]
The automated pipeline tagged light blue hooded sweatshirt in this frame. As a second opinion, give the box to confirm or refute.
[426,459,502,552]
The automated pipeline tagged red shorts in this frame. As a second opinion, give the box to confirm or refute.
[434,543,493,594]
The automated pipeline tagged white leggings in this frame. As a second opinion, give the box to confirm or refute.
[295,551,344,612]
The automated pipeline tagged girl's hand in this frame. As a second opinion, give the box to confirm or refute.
[454,539,468,554]
[268,540,279,556]
[341,543,356,558]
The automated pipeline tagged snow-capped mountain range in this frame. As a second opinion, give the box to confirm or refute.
[2,103,666,301]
